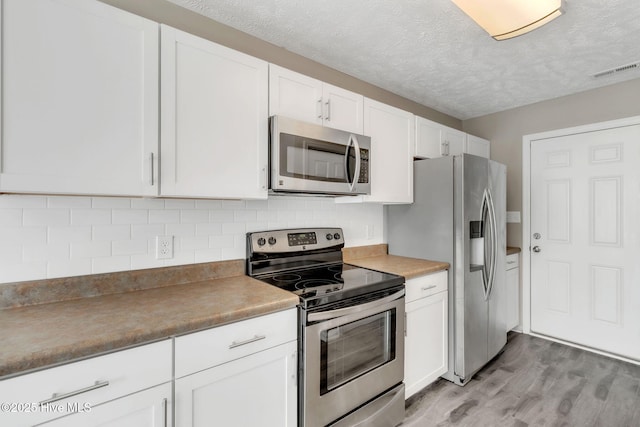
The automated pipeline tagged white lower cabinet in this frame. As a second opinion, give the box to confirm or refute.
[506,253,521,331]
[0,340,172,427]
[41,383,171,427]
[404,271,448,399]
[174,308,298,427]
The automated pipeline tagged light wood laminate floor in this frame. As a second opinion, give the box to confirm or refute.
[402,333,640,426]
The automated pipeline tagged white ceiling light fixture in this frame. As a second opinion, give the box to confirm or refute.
[451,0,564,41]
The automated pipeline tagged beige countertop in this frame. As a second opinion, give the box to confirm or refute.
[507,247,521,255]
[0,261,298,379]
[343,244,449,278]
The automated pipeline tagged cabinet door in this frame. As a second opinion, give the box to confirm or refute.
[415,116,443,159]
[362,98,414,203]
[269,64,323,126]
[161,25,268,199]
[466,134,491,158]
[404,291,448,399]
[0,0,159,196]
[322,83,364,133]
[506,254,520,331]
[41,383,171,427]
[442,127,466,156]
[175,341,297,427]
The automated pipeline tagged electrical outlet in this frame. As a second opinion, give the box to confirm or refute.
[156,235,173,259]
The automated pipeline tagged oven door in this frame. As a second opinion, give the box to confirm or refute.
[301,289,405,427]
[270,115,370,195]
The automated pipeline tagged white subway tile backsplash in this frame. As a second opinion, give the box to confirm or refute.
[221,222,245,235]
[71,209,112,226]
[180,210,209,224]
[112,239,148,256]
[0,195,384,284]
[131,224,165,239]
[164,199,196,209]
[0,209,22,226]
[149,209,180,224]
[112,209,148,225]
[92,255,130,274]
[0,195,46,209]
[23,209,70,226]
[92,197,131,209]
[23,242,69,262]
[47,259,91,279]
[195,223,222,236]
[0,227,47,245]
[47,196,92,209]
[93,225,131,241]
[49,226,92,243]
[165,223,195,237]
[1,262,48,282]
[131,198,165,209]
[210,210,234,222]
[71,241,111,259]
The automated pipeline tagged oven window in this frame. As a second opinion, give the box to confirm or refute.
[280,133,347,183]
[320,309,396,394]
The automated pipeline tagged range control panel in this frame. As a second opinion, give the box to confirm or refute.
[248,228,344,254]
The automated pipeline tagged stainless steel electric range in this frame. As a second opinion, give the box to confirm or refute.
[247,227,405,427]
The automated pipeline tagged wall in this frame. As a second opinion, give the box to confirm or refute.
[98,0,461,130]
[462,77,640,248]
[0,195,383,284]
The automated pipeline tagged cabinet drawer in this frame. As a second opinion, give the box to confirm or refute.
[506,253,519,270]
[0,340,171,427]
[175,308,297,378]
[405,271,447,303]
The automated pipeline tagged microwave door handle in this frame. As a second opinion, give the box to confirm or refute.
[349,135,361,192]
[344,135,354,188]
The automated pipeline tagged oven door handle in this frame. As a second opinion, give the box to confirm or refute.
[307,289,405,322]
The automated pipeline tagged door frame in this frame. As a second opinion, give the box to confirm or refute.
[521,115,640,337]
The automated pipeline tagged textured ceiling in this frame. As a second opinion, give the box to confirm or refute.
[167,0,640,120]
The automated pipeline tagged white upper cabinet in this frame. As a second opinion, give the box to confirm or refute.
[361,98,414,203]
[269,64,364,134]
[466,134,491,158]
[0,0,159,196]
[415,116,490,159]
[160,25,269,199]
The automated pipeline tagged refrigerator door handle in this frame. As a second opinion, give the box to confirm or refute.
[486,188,498,298]
[481,189,491,300]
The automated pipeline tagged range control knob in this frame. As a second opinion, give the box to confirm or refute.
[326,233,333,241]
[257,237,266,246]
[333,233,341,240]
[268,237,277,245]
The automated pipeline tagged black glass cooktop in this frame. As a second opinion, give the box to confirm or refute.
[256,263,404,309]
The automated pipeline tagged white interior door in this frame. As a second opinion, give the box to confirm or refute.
[530,124,640,361]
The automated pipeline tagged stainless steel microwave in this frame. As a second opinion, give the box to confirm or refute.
[269,116,371,196]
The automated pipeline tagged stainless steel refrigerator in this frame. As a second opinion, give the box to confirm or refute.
[386,154,506,386]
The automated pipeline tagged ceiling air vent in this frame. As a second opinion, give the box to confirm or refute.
[592,61,640,78]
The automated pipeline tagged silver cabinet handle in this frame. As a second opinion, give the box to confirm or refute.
[162,397,168,427]
[39,380,109,406]
[421,285,437,292]
[325,99,331,121]
[150,152,155,186]
[260,164,267,190]
[229,335,266,349]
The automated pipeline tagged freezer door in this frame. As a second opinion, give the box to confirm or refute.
[454,154,490,381]
[487,160,507,359]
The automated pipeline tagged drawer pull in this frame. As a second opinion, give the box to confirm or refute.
[421,285,437,292]
[229,335,266,349]
[507,261,516,265]
[39,380,109,406]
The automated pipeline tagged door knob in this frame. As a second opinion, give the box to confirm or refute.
[532,246,541,253]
